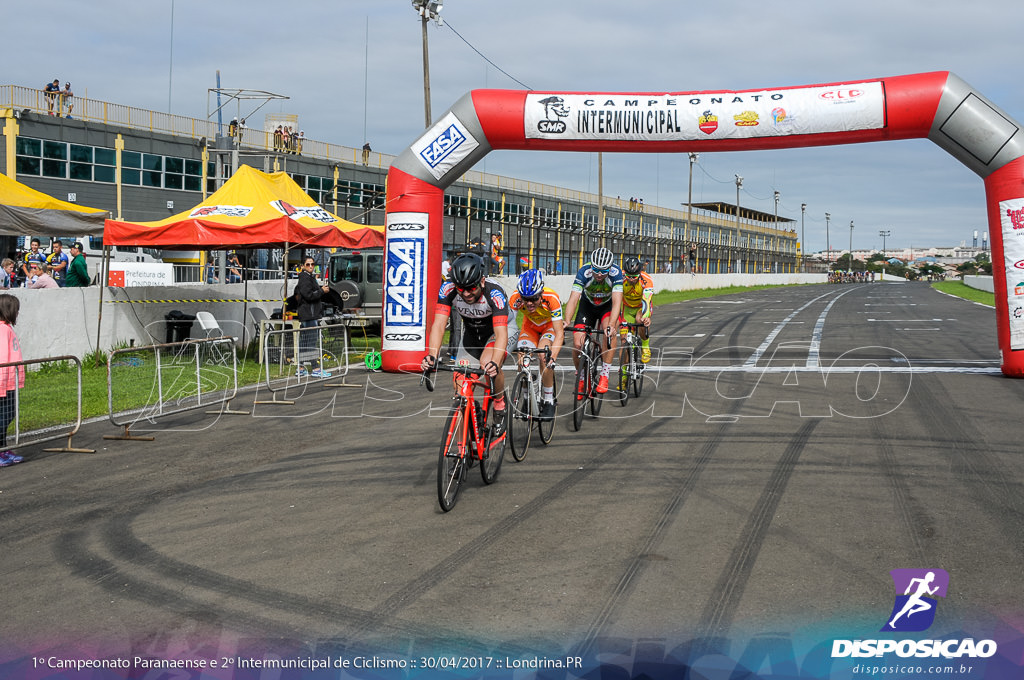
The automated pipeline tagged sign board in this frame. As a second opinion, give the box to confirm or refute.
[107,262,175,287]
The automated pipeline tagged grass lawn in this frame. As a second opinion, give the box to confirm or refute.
[931,280,995,307]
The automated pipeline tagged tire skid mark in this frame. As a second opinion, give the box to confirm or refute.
[872,416,934,566]
[904,378,1024,533]
[575,424,729,658]
[693,419,818,645]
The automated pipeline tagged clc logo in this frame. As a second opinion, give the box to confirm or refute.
[819,89,865,101]
[881,569,949,632]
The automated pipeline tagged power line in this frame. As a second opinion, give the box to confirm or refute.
[444,20,533,90]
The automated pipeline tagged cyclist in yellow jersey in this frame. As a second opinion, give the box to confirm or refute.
[508,269,564,420]
[620,257,654,363]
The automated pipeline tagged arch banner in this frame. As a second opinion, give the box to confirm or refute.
[384,72,1024,376]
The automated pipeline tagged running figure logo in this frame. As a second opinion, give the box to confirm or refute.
[881,568,949,632]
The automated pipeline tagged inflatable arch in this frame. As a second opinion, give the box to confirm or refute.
[382,72,1024,376]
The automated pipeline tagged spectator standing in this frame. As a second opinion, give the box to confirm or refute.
[273,125,283,152]
[0,294,25,466]
[296,130,304,155]
[46,240,69,287]
[65,242,90,287]
[44,79,60,115]
[0,259,14,289]
[27,263,58,289]
[20,238,46,284]
[362,142,371,165]
[294,256,331,378]
[226,250,243,283]
[61,82,74,117]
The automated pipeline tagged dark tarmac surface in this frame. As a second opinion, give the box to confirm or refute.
[2,282,1022,676]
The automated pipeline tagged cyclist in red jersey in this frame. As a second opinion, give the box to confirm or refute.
[421,253,514,436]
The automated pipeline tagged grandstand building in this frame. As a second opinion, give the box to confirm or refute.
[2,84,799,274]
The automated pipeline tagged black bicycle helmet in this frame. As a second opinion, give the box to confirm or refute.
[449,253,485,288]
[623,256,642,275]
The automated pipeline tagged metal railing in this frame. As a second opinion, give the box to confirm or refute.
[105,337,238,440]
[3,84,797,248]
[0,355,93,454]
[256,322,351,404]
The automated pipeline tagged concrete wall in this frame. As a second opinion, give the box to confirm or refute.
[5,281,291,362]
[5,272,826,362]
[963,275,995,292]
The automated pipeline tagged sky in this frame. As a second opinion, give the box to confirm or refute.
[9,0,1023,254]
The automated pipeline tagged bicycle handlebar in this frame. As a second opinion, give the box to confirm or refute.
[421,360,494,393]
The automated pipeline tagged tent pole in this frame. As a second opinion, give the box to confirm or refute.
[93,246,111,367]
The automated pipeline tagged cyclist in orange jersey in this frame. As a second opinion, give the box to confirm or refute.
[508,269,564,420]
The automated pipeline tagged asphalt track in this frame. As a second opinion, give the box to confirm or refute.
[2,281,1022,677]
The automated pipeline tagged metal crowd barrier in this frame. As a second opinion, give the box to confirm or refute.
[0,355,94,455]
[255,321,353,405]
[104,337,239,441]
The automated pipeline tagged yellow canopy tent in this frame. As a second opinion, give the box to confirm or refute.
[0,173,109,236]
[104,165,383,249]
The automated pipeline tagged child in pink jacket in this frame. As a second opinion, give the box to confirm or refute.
[0,294,25,466]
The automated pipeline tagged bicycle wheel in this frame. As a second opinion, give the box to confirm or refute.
[538,395,555,444]
[632,342,645,398]
[481,395,506,484]
[617,345,631,407]
[437,403,467,512]
[572,358,587,431]
[509,373,532,462]
[589,339,603,417]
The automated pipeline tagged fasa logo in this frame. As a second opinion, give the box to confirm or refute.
[419,124,466,169]
[385,238,423,326]
[1013,259,1024,269]
[881,568,949,632]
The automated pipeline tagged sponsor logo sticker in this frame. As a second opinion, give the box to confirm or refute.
[698,110,718,135]
[189,205,253,218]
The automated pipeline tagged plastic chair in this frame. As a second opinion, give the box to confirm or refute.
[195,311,231,365]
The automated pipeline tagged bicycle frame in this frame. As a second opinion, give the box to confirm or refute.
[429,364,494,462]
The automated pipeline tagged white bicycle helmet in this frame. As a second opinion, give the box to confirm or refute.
[590,247,614,272]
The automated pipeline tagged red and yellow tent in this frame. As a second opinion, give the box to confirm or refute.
[104,164,383,249]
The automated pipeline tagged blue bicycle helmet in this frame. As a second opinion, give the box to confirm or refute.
[517,269,544,297]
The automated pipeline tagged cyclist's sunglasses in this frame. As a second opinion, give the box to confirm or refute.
[624,273,640,281]
[591,267,610,276]
[521,294,542,303]
[456,283,481,293]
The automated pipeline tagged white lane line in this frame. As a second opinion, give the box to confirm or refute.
[744,290,843,368]
[806,287,859,369]
[647,365,1002,374]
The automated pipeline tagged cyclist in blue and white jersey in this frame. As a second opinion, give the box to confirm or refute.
[561,247,623,394]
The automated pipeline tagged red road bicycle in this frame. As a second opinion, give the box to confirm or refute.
[423,360,506,512]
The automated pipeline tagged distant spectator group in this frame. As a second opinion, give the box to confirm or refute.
[43,78,74,117]
[273,126,304,154]
[4,239,90,289]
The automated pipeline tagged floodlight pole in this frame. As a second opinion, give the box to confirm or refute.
[734,175,742,273]
[825,212,831,269]
[800,203,806,272]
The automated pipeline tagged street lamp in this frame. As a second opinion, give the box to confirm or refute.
[825,212,831,269]
[687,152,698,262]
[411,0,443,128]
[734,174,743,273]
[849,220,854,273]
[800,203,806,272]
[879,229,890,279]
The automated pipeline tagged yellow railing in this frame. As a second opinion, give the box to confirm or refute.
[2,84,797,245]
